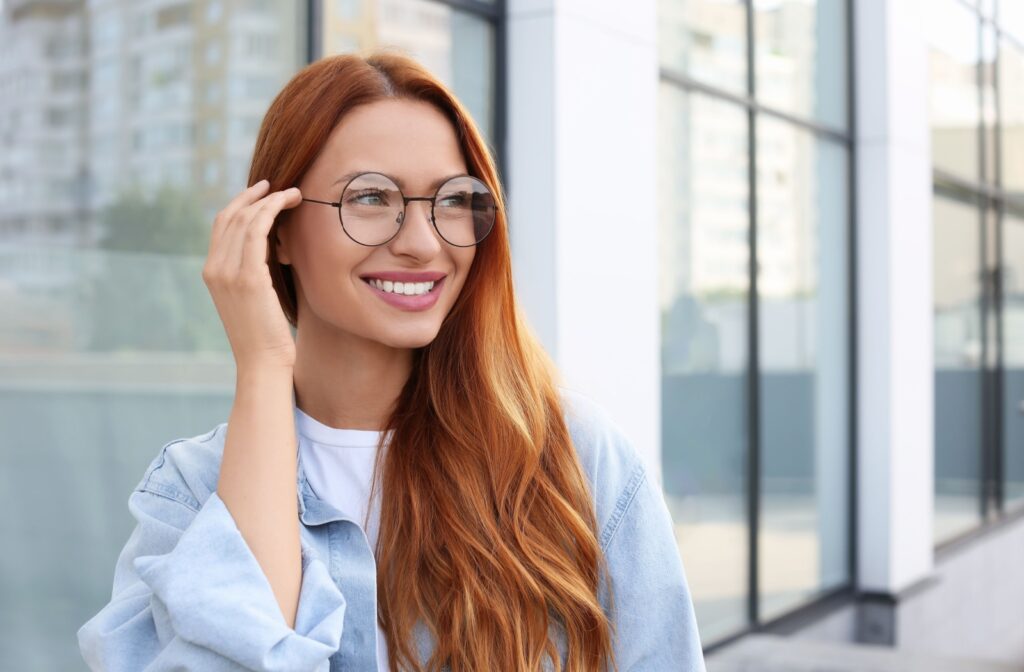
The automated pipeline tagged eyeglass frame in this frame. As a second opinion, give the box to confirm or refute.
[299,171,498,248]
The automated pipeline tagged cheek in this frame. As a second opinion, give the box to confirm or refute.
[295,238,366,300]
[450,250,476,294]
[442,252,475,311]
[457,247,476,276]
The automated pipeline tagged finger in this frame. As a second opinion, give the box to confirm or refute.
[217,188,297,277]
[217,187,291,274]
[225,179,272,221]
[239,188,303,275]
[210,180,271,255]
[229,185,300,235]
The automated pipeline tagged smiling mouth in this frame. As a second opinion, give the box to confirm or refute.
[362,277,444,296]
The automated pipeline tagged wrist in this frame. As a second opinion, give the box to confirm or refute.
[236,363,294,387]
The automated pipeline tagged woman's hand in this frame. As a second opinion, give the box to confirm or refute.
[202,180,302,372]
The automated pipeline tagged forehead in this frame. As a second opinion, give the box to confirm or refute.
[318,98,467,188]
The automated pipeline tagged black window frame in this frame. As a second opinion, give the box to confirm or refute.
[932,0,1024,556]
[658,0,859,651]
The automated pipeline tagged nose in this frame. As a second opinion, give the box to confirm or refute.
[389,199,442,259]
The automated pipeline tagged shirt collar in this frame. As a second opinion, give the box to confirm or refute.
[294,407,359,527]
[291,396,393,528]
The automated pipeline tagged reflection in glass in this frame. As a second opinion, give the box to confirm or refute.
[755,118,850,620]
[0,1,306,666]
[933,193,985,542]
[981,23,997,183]
[753,0,847,129]
[999,39,1024,199]
[927,0,981,181]
[658,0,748,95]
[321,0,496,145]
[1003,1,1024,43]
[1004,211,1024,507]
[658,84,750,644]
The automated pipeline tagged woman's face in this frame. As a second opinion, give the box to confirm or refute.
[278,98,477,349]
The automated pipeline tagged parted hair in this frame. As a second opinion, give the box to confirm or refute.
[248,50,617,672]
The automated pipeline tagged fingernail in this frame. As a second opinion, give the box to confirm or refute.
[256,179,269,188]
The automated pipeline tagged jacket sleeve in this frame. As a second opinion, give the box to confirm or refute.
[77,486,347,671]
[601,461,707,672]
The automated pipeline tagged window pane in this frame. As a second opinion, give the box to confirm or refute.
[659,84,751,643]
[1002,1,1024,43]
[0,2,305,668]
[999,38,1024,198]
[1004,210,1024,507]
[321,0,496,146]
[755,119,850,620]
[658,0,748,96]
[928,0,981,181]
[933,192,985,542]
[753,0,848,130]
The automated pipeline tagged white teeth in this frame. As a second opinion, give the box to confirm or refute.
[367,278,436,296]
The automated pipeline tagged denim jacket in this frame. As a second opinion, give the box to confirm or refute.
[77,387,706,671]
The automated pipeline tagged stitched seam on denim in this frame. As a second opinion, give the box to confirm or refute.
[195,425,221,443]
[135,484,201,514]
[137,426,220,511]
[598,459,646,550]
[140,440,182,493]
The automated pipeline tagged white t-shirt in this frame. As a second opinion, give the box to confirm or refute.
[294,405,393,671]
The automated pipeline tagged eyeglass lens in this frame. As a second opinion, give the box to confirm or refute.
[339,172,496,247]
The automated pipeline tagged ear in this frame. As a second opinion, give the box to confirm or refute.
[274,223,292,266]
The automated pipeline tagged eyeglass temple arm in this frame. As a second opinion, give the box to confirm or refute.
[300,197,340,207]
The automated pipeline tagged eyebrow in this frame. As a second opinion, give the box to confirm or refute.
[331,171,466,191]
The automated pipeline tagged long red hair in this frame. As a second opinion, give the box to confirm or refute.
[248,50,617,672]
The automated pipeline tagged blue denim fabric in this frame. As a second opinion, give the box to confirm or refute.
[78,387,706,671]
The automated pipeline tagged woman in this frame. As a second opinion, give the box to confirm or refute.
[77,51,705,672]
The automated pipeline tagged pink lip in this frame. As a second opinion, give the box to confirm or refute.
[359,270,447,282]
[362,276,445,312]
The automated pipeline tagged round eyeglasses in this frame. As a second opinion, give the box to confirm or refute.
[300,172,497,247]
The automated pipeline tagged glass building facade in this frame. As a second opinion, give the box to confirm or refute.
[928,0,1024,545]
[657,0,852,645]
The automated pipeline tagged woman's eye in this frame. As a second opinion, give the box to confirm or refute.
[351,190,387,206]
[439,193,468,207]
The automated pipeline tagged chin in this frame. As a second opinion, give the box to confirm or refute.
[375,324,441,350]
